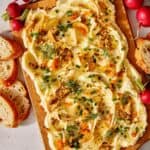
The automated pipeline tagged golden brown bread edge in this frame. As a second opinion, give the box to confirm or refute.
[13,0,150,149]
[135,38,150,74]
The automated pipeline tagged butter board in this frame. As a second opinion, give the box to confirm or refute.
[19,0,150,150]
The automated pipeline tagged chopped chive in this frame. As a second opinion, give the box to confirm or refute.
[20,9,29,21]
[135,79,144,91]
[84,113,98,121]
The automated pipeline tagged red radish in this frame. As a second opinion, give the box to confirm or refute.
[6,2,22,18]
[136,6,150,27]
[140,89,150,105]
[10,19,23,31]
[124,0,144,9]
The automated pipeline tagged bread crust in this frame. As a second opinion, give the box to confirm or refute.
[0,35,23,61]
[0,80,27,100]
[14,96,31,123]
[0,94,18,127]
[0,80,31,124]
[2,59,18,86]
[135,38,150,74]
[24,0,56,9]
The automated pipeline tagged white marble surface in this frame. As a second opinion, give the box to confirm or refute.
[0,0,150,150]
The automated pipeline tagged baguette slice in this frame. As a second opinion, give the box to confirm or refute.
[0,80,30,123]
[0,80,27,100]
[135,38,150,74]
[0,94,18,127]
[0,59,18,86]
[13,96,30,122]
[25,0,56,9]
[0,35,23,60]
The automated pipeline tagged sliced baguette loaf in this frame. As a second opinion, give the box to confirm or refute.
[135,38,150,74]
[0,35,23,60]
[0,80,30,123]
[0,59,18,86]
[0,94,18,127]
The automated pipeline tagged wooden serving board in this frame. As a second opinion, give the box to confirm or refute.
[19,0,150,150]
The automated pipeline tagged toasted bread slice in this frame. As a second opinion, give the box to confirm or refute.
[0,80,30,122]
[13,96,30,122]
[0,80,27,100]
[135,38,150,74]
[25,0,56,9]
[0,35,23,60]
[0,94,18,127]
[0,59,18,86]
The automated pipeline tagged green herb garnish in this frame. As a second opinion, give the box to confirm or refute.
[116,79,122,89]
[102,49,110,57]
[31,32,39,39]
[135,79,144,91]
[20,9,29,21]
[85,113,98,121]
[57,23,72,32]
[66,10,73,16]
[105,130,113,138]
[115,126,129,136]
[66,125,78,133]
[66,80,81,94]
[39,43,56,59]
[1,12,9,21]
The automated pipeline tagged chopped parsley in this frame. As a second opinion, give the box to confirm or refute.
[57,23,72,32]
[66,80,82,94]
[76,97,93,104]
[115,126,129,136]
[105,130,114,138]
[87,18,91,26]
[66,10,73,16]
[88,74,97,78]
[74,96,96,116]
[88,37,94,42]
[90,90,97,94]
[102,49,110,57]
[66,125,78,134]
[40,69,56,90]
[65,124,82,149]
[76,105,83,116]
[83,47,90,51]
[116,79,122,89]
[38,43,56,59]
[113,97,118,102]
[106,126,129,138]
